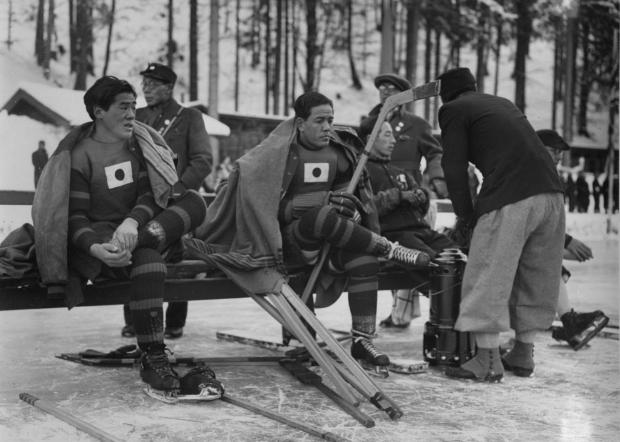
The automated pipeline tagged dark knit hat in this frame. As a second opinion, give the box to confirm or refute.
[139,62,177,84]
[374,73,411,91]
[437,67,476,102]
[536,129,570,151]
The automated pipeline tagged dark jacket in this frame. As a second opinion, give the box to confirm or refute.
[368,104,444,184]
[136,98,212,191]
[366,156,429,233]
[281,128,380,234]
[438,91,563,223]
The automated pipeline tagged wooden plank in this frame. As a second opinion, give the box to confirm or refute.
[0,265,429,311]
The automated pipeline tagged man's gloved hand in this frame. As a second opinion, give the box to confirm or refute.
[328,191,362,221]
[447,216,473,249]
[431,178,449,199]
[401,188,428,207]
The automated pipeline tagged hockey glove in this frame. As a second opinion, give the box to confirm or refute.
[328,191,363,221]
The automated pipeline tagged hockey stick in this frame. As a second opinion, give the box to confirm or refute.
[19,393,122,442]
[300,80,442,303]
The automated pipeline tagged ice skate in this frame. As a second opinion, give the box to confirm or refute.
[386,241,431,267]
[140,344,180,404]
[177,365,225,402]
[351,336,390,378]
[552,310,609,350]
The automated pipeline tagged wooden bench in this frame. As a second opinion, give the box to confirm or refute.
[0,260,429,311]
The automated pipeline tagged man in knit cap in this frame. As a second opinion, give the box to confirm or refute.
[436,67,565,382]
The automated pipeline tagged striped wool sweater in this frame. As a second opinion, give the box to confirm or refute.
[68,136,162,252]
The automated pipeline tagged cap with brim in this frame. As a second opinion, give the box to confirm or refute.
[139,62,177,84]
[536,129,570,151]
[374,73,411,91]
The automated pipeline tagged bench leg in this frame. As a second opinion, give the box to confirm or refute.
[265,292,361,406]
[279,283,403,420]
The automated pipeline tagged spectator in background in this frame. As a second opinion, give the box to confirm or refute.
[366,73,448,199]
[535,129,609,350]
[592,172,604,213]
[121,62,213,340]
[576,172,590,213]
[32,140,48,188]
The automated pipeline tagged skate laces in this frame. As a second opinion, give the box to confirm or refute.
[355,337,382,359]
[388,241,420,265]
[143,346,176,377]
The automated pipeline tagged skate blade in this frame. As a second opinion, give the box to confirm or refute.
[571,315,610,350]
[177,387,223,402]
[143,385,179,404]
[388,361,428,374]
[357,359,389,378]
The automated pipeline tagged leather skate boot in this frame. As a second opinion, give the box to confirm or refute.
[552,310,609,351]
[445,347,504,382]
[386,241,431,267]
[501,341,535,377]
[140,344,180,402]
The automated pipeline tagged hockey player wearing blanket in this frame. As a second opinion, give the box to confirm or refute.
[187,91,432,375]
[32,76,222,403]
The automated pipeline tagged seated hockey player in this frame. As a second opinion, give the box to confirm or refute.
[56,76,220,401]
[535,129,609,351]
[357,115,457,329]
[272,91,433,373]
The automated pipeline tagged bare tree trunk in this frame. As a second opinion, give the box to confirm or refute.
[405,0,419,113]
[475,4,489,93]
[209,0,220,165]
[42,0,54,79]
[551,17,561,130]
[494,16,502,96]
[35,0,45,65]
[433,28,440,128]
[234,0,240,110]
[423,20,431,120]
[347,0,362,89]
[264,0,271,112]
[563,6,578,143]
[577,18,590,137]
[514,0,534,113]
[379,0,395,73]
[283,0,290,113]
[305,0,318,91]
[292,0,298,100]
[167,0,174,69]
[189,0,198,100]
[315,3,334,90]
[103,0,116,76]
[74,0,93,90]
[69,0,76,72]
[274,0,282,114]
[5,0,13,49]
[250,0,260,68]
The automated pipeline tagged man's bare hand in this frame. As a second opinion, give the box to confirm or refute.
[564,237,593,262]
[112,218,139,252]
[90,243,132,267]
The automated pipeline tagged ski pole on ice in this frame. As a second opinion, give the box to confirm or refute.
[19,393,122,442]
[222,394,350,442]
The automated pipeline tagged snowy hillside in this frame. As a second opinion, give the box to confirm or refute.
[0,0,612,194]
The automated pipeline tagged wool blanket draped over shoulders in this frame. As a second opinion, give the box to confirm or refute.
[32,120,177,308]
[189,118,379,303]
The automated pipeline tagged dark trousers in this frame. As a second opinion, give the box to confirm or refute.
[124,302,187,328]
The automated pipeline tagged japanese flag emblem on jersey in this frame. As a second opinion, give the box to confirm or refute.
[104,161,133,189]
[304,163,329,183]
